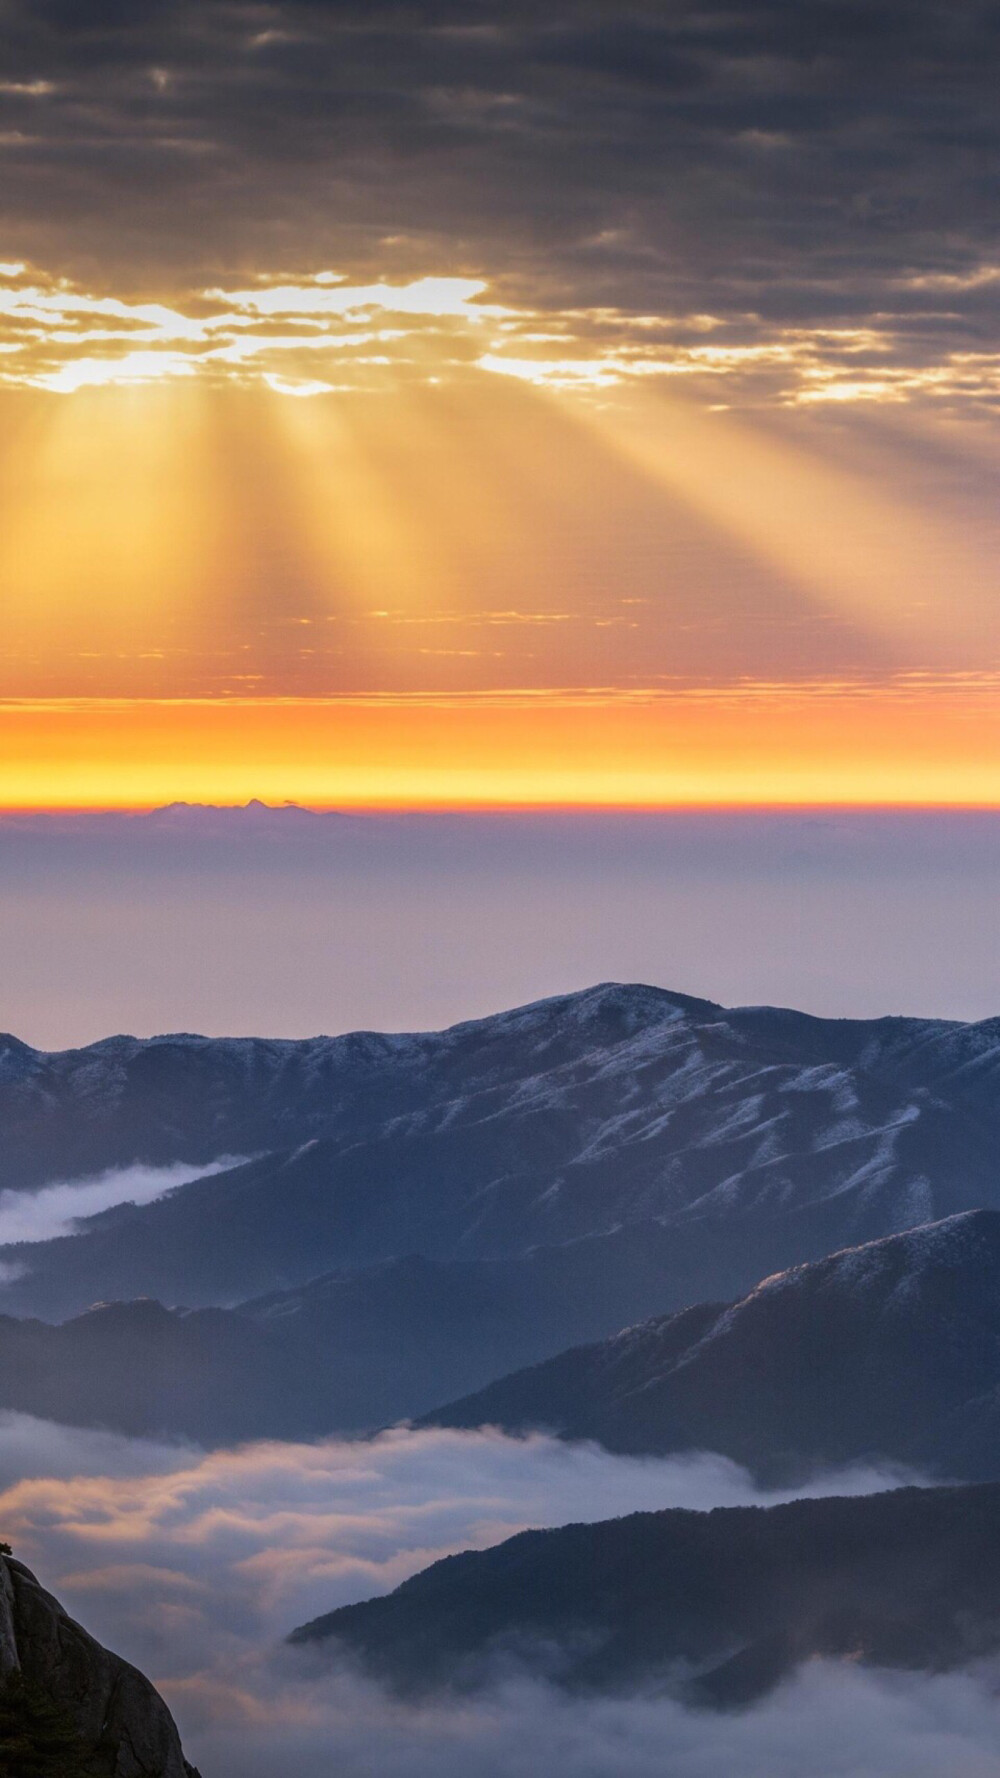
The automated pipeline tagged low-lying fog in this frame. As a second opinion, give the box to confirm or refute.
[0,1160,244,1248]
[3,1412,997,1776]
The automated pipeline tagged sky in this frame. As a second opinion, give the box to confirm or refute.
[2,806,1000,1046]
[0,0,998,806]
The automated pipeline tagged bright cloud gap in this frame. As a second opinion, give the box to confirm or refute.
[0,262,995,406]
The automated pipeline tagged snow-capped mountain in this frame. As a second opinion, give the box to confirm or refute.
[422,1209,1000,1480]
[4,982,1000,1328]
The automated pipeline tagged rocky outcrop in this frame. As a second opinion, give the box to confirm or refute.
[0,1551,197,1777]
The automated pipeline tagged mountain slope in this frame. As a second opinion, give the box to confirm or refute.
[290,1482,1000,1704]
[6,982,1000,1324]
[0,1550,196,1776]
[0,1223,717,1441]
[9,1211,1000,1459]
[0,983,707,1193]
[421,1210,1000,1481]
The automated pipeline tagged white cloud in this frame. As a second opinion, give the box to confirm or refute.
[184,1663,1000,1778]
[0,1415,911,1678]
[0,1413,992,1775]
[0,1159,245,1247]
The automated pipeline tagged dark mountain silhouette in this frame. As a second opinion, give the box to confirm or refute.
[290,1482,1000,1705]
[421,1210,1000,1482]
[0,1549,196,1776]
[5,1212,1000,1467]
[5,983,1000,1326]
[0,1225,730,1441]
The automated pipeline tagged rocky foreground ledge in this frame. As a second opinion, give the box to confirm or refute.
[0,1549,197,1777]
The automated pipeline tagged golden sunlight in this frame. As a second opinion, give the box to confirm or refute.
[0,265,997,806]
[1,685,998,810]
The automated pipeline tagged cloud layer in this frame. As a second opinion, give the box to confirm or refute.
[0,1415,909,1675]
[1,257,997,407]
[0,1412,994,1777]
[1,3,999,409]
[184,1664,1000,1778]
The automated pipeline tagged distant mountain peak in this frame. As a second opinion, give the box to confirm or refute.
[147,797,323,818]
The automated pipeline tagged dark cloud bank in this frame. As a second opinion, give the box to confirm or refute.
[2,1,999,350]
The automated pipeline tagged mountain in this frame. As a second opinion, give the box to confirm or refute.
[144,799,323,824]
[6,1211,1000,1462]
[0,1024,417,1193]
[6,981,1000,1327]
[0,1225,718,1442]
[290,1481,1000,1705]
[421,1210,1000,1482]
[1,982,708,1194]
[0,1549,196,1776]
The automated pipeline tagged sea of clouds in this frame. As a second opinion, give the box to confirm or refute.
[2,1412,997,1777]
[186,1664,1000,1778]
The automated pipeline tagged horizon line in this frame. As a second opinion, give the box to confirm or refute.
[5,799,1000,818]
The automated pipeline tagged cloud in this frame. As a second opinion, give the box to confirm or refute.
[0,1415,911,1671]
[0,1411,995,1774]
[0,1,998,409]
[0,1415,195,1492]
[0,1159,246,1246]
[0,264,512,394]
[1,258,997,407]
[180,1663,1000,1778]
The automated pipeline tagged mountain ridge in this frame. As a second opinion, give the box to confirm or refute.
[5,982,1000,1338]
[2,1210,1000,1464]
[418,1209,1000,1479]
[289,1481,1000,1705]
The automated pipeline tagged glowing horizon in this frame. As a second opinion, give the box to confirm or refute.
[1,349,996,807]
[1,682,998,811]
[2,7,999,818]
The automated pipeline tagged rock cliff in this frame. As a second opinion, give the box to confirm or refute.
[0,1551,197,1777]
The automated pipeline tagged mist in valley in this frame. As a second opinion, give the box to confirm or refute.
[2,1409,990,1777]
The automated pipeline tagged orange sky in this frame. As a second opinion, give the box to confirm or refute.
[2,685,999,810]
[1,274,998,809]
[2,0,1000,819]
